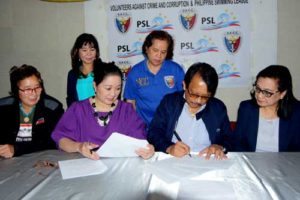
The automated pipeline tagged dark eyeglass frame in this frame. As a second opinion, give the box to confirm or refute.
[19,86,42,95]
[252,85,279,98]
[186,89,211,101]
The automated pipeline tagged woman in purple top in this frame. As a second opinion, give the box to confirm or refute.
[52,62,154,160]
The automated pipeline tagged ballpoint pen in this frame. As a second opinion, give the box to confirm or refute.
[87,140,100,154]
[90,147,100,154]
[174,130,192,157]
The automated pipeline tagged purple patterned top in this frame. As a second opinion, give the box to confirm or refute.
[52,99,147,147]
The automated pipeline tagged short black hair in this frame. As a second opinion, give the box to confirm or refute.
[184,62,218,97]
[9,64,45,98]
[142,30,174,60]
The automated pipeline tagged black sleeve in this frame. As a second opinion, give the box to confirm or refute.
[147,96,174,152]
[66,70,77,107]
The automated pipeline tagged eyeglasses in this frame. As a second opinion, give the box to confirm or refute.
[186,89,210,101]
[252,85,279,98]
[19,86,42,95]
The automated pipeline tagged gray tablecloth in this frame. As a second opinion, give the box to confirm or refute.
[1,151,300,200]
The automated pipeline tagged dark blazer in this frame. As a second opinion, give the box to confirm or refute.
[234,100,300,152]
[66,69,78,107]
[0,95,64,156]
[147,91,233,152]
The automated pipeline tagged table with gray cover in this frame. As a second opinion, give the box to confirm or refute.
[1,150,300,200]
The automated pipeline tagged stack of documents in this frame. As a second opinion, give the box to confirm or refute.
[58,132,148,179]
[96,132,149,157]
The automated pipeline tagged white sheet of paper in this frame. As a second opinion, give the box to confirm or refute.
[146,154,234,183]
[97,132,148,157]
[58,158,108,180]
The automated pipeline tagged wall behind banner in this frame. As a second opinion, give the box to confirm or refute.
[0,0,299,121]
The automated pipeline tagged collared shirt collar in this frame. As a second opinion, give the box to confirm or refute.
[183,92,206,120]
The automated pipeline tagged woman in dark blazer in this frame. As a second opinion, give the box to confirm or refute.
[234,65,300,152]
[0,65,63,158]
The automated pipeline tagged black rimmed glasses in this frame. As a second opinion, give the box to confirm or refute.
[19,86,42,95]
[186,89,211,101]
[252,85,279,98]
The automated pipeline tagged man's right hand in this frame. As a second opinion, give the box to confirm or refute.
[166,141,190,157]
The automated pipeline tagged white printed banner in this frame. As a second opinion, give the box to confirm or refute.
[107,0,251,87]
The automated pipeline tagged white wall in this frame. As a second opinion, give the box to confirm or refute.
[0,0,85,107]
[278,0,300,99]
[0,0,299,121]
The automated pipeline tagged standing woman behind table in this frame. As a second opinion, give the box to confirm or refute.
[234,65,300,152]
[0,65,64,158]
[67,33,106,107]
[52,62,154,160]
[124,30,185,126]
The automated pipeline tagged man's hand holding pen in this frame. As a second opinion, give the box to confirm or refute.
[168,128,227,159]
[166,141,191,158]
[168,130,192,158]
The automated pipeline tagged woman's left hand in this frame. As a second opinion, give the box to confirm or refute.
[0,144,14,158]
[198,144,227,160]
[135,144,155,160]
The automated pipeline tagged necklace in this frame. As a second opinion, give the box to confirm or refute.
[91,96,115,126]
[19,103,36,123]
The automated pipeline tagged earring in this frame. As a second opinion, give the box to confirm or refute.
[79,58,81,62]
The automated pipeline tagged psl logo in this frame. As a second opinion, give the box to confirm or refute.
[180,9,196,30]
[180,37,218,56]
[115,13,131,33]
[201,11,240,30]
[116,41,143,58]
[224,31,241,54]
[136,16,173,33]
